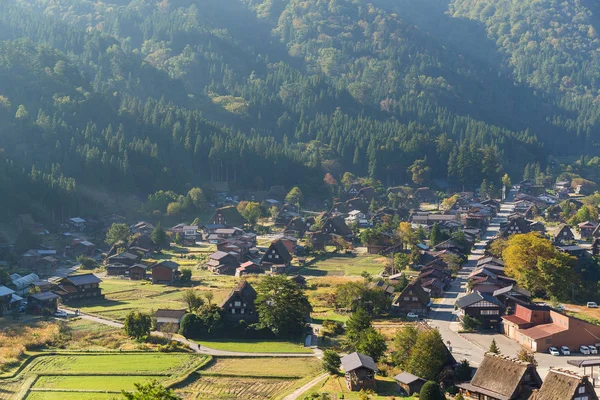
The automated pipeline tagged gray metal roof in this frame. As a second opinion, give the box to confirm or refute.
[0,286,15,296]
[394,372,424,384]
[456,291,503,309]
[341,352,378,372]
[567,359,600,368]
[65,273,102,286]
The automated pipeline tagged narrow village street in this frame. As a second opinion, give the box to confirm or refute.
[427,189,597,380]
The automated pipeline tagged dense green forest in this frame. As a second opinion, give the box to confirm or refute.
[0,0,599,221]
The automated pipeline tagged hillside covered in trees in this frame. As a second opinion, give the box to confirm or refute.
[0,0,599,219]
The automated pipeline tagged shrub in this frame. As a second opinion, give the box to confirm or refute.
[461,315,480,331]
[322,350,341,374]
[420,381,445,400]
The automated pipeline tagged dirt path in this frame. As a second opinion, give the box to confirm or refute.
[282,373,329,400]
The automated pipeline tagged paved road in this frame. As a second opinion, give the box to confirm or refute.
[427,191,516,368]
[425,191,599,379]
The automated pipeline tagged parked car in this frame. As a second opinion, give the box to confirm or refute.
[587,302,598,308]
[590,345,598,355]
[54,310,68,318]
[561,346,571,356]
[556,304,565,311]
[407,312,418,319]
[580,345,590,355]
[549,347,560,356]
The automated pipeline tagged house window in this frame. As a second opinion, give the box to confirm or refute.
[412,297,418,301]
[579,386,586,394]
[268,254,273,259]
[480,310,499,315]
[275,254,279,259]
[241,309,245,314]
[231,309,236,314]
[234,301,241,307]
[404,297,410,301]
[575,397,588,400]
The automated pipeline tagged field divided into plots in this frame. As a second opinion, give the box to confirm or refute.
[174,356,321,400]
[0,353,320,400]
[2,353,206,399]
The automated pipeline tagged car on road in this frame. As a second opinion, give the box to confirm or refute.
[580,345,590,355]
[587,302,598,308]
[549,347,560,356]
[54,310,68,318]
[406,312,418,319]
[589,345,598,354]
[555,304,565,311]
[561,346,571,356]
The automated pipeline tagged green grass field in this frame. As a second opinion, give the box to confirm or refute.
[27,353,201,375]
[3,352,320,400]
[72,278,235,321]
[33,375,159,390]
[194,338,313,354]
[6,353,207,400]
[299,254,386,276]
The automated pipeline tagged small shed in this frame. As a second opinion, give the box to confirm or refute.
[341,352,378,391]
[394,372,426,395]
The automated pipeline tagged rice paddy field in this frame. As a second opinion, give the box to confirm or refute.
[299,254,387,276]
[174,356,321,400]
[0,353,321,400]
[0,353,206,399]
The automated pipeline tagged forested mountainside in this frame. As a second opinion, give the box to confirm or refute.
[0,0,599,219]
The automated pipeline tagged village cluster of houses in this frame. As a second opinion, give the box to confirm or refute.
[0,272,102,316]
[340,349,598,400]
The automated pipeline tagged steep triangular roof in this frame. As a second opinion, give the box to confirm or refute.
[464,353,541,399]
[529,369,598,400]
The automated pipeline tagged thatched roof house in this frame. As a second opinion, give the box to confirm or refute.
[529,369,598,400]
[457,353,541,400]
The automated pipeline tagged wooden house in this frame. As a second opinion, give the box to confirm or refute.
[501,216,531,236]
[284,217,308,238]
[260,240,292,268]
[55,273,103,302]
[209,206,247,228]
[235,261,264,277]
[35,256,59,276]
[322,216,353,238]
[220,281,258,323]
[455,291,505,331]
[0,286,15,316]
[457,353,542,400]
[392,282,431,316]
[151,260,180,284]
[105,263,130,276]
[552,225,575,244]
[206,251,240,275]
[107,251,139,266]
[529,369,598,400]
[394,372,426,396]
[130,221,154,235]
[578,221,597,240]
[413,187,436,203]
[27,291,60,314]
[341,352,378,391]
[129,264,149,280]
[154,309,187,329]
